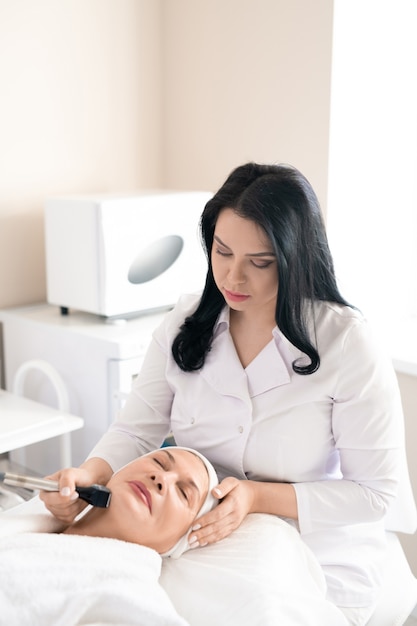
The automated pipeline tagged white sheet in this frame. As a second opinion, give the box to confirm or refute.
[1,497,348,625]
[161,513,348,626]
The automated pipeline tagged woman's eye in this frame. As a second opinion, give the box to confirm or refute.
[251,260,274,269]
[153,457,165,469]
[215,247,231,257]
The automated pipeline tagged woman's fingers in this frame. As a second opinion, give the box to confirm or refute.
[39,488,85,521]
[189,478,252,546]
[39,467,91,523]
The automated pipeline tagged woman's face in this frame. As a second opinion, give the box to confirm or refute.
[211,208,278,318]
[102,448,209,553]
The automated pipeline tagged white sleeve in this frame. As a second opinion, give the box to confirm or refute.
[294,320,407,535]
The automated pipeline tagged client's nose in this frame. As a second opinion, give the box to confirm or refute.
[151,470,175,492]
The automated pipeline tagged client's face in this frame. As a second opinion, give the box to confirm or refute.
[102,448,209,553]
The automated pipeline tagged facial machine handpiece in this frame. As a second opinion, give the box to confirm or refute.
[0,472,112,508]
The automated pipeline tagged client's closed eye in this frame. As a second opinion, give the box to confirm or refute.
[178,485,189,501]
[153,457,166,470]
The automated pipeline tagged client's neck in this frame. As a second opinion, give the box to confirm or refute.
[63,507,109,539]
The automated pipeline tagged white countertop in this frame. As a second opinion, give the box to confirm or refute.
[0,389,83,454]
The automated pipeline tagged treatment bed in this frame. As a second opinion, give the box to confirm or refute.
[0,495,348,625]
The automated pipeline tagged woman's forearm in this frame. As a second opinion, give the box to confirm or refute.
[249,480,298,520]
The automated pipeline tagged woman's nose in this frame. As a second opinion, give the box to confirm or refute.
[228,260,245,284]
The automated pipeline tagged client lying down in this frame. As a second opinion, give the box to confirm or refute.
[0,446,218,626]
[0,446,349,626]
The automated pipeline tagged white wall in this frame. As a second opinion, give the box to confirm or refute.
[327,0,417,325]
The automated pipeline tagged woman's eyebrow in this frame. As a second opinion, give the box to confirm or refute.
[247,251,276,258]
[213,234,231,249]
[213,234,276,257]
[161,449,202,499]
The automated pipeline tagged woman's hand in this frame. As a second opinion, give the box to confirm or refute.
[39,467,92,524]
[188,477,256,548]
[39,457,113,524]
[187,477,298,548]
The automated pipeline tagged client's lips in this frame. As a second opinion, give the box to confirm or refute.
[128,481,152,512]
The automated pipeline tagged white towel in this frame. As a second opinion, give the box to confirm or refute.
[0,532,189,626]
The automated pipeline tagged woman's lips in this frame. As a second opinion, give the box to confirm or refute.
[224,289,250,302]
[128,481,152,512]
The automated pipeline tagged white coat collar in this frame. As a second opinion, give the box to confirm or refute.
[202,307,295,398]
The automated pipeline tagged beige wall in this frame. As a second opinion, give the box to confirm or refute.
[0,0,333,310]
[0,0,333,308]
[0,0,162,309]
[160,0,333,204]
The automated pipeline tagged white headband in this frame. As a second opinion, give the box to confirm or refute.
[160,446,219,559]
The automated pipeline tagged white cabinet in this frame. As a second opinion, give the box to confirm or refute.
[0,304,166,475]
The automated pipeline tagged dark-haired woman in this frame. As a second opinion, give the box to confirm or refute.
[42,163,416,625]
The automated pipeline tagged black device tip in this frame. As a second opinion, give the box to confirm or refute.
[75,484,112,508]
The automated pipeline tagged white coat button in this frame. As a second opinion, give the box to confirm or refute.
[191,417,195,424]
[238,426,244,433]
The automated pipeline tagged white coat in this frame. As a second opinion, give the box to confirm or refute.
[89,293,416,607]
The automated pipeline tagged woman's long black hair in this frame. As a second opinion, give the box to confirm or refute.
[172,162,351,375]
